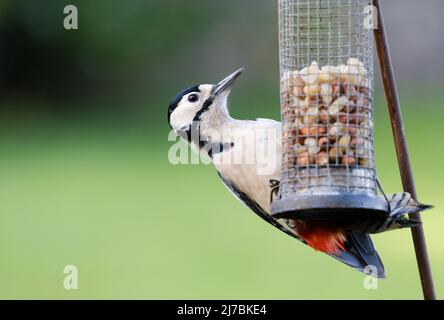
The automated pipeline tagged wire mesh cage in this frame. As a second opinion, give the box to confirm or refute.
[271,0,388,220]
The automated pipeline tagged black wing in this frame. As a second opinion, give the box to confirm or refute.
[216,171,299,240]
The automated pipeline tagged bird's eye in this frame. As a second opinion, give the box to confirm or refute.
[188,94,199,103]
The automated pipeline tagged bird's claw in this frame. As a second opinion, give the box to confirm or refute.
[269,179,280,204]
[269,179,280,188]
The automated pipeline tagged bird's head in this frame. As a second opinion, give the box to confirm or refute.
[167,68,243,133]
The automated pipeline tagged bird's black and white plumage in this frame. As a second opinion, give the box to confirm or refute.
[167,68,431,279]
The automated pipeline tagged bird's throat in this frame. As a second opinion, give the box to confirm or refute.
[193,104,234,158]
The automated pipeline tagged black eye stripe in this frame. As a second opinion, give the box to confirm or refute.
[193,96,214,122]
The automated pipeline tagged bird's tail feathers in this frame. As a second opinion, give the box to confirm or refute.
[332,232,386,279]
[385,192,433,217]
[371,192,432,233]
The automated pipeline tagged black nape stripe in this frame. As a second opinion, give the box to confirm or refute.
[167,85,200,126]
[200,141,234,158]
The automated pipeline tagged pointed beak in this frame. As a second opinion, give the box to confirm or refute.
[212,68,244,97]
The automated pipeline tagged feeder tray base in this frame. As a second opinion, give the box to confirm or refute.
[271,194,389,222]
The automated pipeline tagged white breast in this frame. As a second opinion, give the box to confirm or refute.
[212,119,282,212]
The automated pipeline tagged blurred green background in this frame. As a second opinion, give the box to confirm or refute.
[0,0,442,299]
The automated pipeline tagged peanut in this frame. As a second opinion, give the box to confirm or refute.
[293,117,304,128]
[344,82,357,98]
[306,95,322,108]
[318,137,329,149]
[319,108,329,124]
[358,78,371,94]
[355,139,370,156]
[319,71,335,83]
[347,58,367,77]
[320,83,333,105]
[350,137,365,147]
[329,146,344,160]
[356,95,370,109]
[303,107,319,125]
[348,125,358,135]
[297,152,315,166]
[331,79,342,95]
[292,97,308,113]
[360,118,374,129]
[328,96,349,116]
[292,84,306,98]
[300,61,320,84]
[304,137,319,154]
[320,66,338,81]
[338,135,351,148]
[316,152,329,165]
[300,125,326,137]
[341,155,356,166]
[294,144,308,155]
[338,64,361,86]
[328,122,346,137]
[303,83,320,96]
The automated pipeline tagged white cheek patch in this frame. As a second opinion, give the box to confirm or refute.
[170,100,200,131]
[169,85,213,132]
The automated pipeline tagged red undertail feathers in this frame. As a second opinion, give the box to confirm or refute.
[293,220,346,254]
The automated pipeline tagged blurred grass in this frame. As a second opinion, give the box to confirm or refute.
[0,91,443,299]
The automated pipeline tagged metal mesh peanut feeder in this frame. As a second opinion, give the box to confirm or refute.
[271,0,388,220]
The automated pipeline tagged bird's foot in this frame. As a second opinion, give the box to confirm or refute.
[269,179,280,204]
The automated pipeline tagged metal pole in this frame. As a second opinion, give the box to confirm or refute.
[372,0,436,300]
